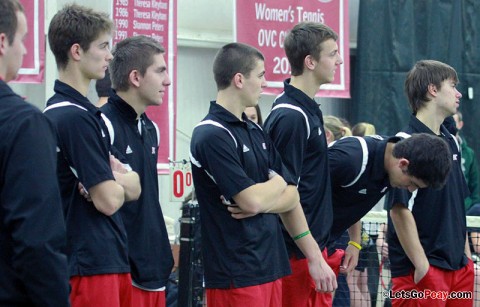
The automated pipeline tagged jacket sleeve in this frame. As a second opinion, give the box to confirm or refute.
[2,111,70,306]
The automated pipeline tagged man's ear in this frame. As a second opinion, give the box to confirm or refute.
[398,158,410,171]
[304,55,316,71]
[232,72,244,89]
[427,84,438,97]
[0,33,8,56]
[129,70,141,87]
[70,43,82,61]
[325,128,333,144]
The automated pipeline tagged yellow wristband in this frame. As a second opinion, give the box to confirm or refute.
[348,240,362,250]
[293,230,311,241]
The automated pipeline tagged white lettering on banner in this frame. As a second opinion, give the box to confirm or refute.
[255,2,294,22]
[151,33,164,43]
[135,0,150,8]
[133,20,152,30]
[152,0,168,10]
[257,29,288,48]
[152,10,167,21]
[272,56,290,74]
[152,21,164,31]
[296,7,325,23]
[134,9,151,19]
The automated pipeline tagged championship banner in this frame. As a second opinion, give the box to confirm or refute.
[112,0,177,174]
[235,0,350,98]
[14,0,45,84]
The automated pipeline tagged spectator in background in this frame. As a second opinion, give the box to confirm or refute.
[0,0,69,305]
[244,105,263,126]
[324,115,352,143]
[352,122,376,138]
[452,111,480,215]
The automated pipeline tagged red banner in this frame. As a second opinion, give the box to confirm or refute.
[14,0,45,84]
[235,0,350,98]
[112,0,177,174]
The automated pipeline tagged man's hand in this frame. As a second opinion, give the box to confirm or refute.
[221,195,258,219]
[227,205,258,219]
[340,245,360,274]
[78,182,92,202]
[413,261,429,284]
[308,257,338,292]
[110,154,128,174]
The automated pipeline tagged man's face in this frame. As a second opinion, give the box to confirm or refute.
[388,164,427,193]
[79,32,113,80]
[312,38,343,85]
[435,78,462,117]
[4,11,27,82]
[242,59,267,107]
[137,53,171,106]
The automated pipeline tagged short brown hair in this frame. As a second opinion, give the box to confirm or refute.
[284,22,338,76]
[213,43,264,90]
[110,35,165,92]
[48,4,113,70]
[0,0,24,44]
[404,60,458,114]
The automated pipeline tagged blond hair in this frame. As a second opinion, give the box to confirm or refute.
[352,122,376,137]
[324,115,352,141]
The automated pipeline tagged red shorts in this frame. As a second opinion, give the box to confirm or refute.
[206,279,282,307]
[391,260,474,307]
[70,273,132,307]
[131,286,166,307]
[282,248,344,307]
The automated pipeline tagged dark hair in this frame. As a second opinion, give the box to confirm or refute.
[0,0,24,44]
[393,133,452,189]
[284,22,338,76]
[48,4,113,70]
[404,60,458,114]
[254,105,263,126]
[95,68,111,97]
[110,35,165,91]
[213,42,264,90]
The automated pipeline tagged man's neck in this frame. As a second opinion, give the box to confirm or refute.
[216,89,245,121]
[116,91,145,119]
[290,74,322,98]
[415,108,446,135]
[384,142,395,172]
[58,67,91,97]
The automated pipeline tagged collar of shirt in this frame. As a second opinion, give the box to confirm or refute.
[50,80,100,115]
[408,114,451,138]
[108,92,140,124]
[0,79,15,100]
[283,78,324,123]
[208,101,254,127]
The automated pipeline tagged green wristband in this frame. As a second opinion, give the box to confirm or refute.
[293,230,311,241]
